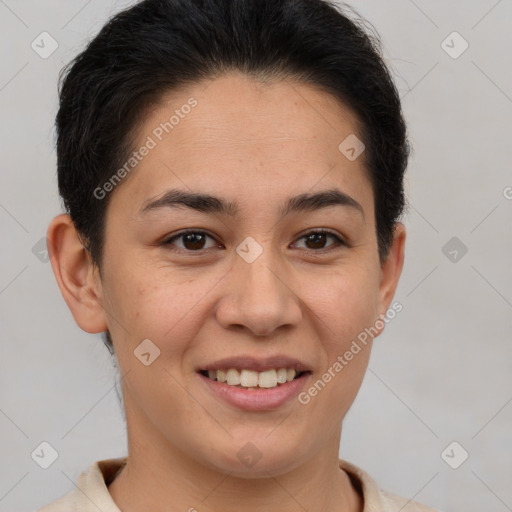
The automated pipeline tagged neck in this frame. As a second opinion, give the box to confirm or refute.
[108,399,363,512]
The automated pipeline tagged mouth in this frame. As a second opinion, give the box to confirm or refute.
[198,368,310,390]
[196,355,312,410]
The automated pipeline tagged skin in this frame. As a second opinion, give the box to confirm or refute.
[47,72,405,512]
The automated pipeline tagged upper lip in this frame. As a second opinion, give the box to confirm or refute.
[198,355,312,373]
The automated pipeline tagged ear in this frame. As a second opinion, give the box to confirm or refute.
[376,222,406,320]
[46,214,108,333]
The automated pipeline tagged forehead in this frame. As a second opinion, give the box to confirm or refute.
[110,72,372,217]
[150,72,362,147]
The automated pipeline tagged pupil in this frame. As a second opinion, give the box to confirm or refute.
[307,233,325,249]
[185,233,204,250]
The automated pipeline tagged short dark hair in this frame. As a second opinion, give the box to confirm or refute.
[55,0,409,354]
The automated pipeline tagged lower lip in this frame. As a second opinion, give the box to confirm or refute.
[198,372,311,411]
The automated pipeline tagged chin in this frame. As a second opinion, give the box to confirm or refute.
[197,434,311,478]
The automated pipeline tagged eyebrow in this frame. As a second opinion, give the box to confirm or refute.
[138,188,365,220]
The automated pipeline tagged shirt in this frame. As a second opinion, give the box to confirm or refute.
[37,456,440,511]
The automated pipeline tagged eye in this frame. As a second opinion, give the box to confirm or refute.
[162,230,221,252]
[293,229,346,253]
[161,229,346,254]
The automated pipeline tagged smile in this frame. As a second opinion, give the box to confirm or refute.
[199,368,306,389]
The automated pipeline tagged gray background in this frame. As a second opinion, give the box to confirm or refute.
[1,1,511,511]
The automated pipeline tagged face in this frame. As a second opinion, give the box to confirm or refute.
[74,72,404,476]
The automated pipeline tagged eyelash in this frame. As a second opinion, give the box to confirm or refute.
[161,229,347,255]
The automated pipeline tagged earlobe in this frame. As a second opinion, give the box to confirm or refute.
[46,214,109,334]
[377,222,406,320]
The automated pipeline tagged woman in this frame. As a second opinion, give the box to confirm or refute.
[40,0,439,510]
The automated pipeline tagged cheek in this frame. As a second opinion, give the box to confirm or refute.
[304,266,381,349]
[301,283,376,425]
[306,268,379,411]
[106,268,212,356]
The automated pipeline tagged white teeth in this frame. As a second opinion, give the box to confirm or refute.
[226,369,241,386]
[205,367,302,388]
[276,368,288,384]
[258,369,277,388]
[240,370,259,387]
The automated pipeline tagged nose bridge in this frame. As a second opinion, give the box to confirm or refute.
[238,237,287,305]
[242,244,284,297]
[216,236,302,336]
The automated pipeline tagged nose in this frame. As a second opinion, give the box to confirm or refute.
[214,248,303,337]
